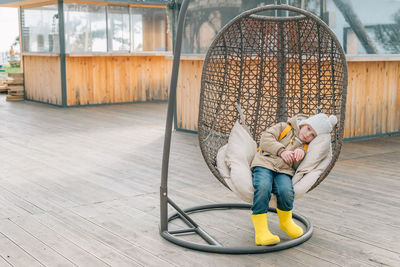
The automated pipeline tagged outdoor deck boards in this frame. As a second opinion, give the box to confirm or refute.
[0,95,399,266]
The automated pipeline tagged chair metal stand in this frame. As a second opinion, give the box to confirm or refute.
[161,202,313,254]
[160,0,315,253]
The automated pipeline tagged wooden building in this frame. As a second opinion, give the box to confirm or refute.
[0,0,173,106]
[1,0,399,139]
[175,56,400,139]
[170,0,400,140]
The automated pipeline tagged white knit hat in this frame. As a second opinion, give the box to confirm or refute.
[299,113,338,135]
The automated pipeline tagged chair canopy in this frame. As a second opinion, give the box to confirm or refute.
[198,5,348,192]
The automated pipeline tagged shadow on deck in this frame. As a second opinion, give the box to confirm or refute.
[0,96,399,266]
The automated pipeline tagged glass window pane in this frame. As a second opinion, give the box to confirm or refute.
[108,5,130,52]
[21,5,59,53]
[175,0,283,54]
[173,0,400,55]
[130,7,168,52]
[65,3,107,53]
[327,0,400,55]
[131,13,143,51]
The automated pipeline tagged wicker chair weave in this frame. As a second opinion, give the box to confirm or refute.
[198,5,348,191]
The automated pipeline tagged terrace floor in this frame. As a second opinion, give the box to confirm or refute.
[0,94,399,266]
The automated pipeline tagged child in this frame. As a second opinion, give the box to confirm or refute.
[250,113,337,245]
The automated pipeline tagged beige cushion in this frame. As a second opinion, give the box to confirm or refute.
[225,121,257,166]
[291,133,332,199]
[216,144,230,180]
[216,144,238,195]
[216,124,332,204]
[217,121,256,203]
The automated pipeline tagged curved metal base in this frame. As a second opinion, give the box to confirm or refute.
[160,203,313,254]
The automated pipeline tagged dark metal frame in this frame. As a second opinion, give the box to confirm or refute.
[58,0,67,107]
[160,1,347,254]
[161,203,313,254]
[18,7,26,101]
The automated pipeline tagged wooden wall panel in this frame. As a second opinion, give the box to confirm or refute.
[176,59,400,138]
[176,60,203,131]
[344,61,400,138]
[65,56,171,105]
[23,55,62,105]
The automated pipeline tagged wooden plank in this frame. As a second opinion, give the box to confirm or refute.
[296,227,400,267]
[0,186,44,215]
[112,188,353,266]
[345,61,355,137]
[0,176,79,211]
[175,60,400,138]
[23,56,61,105]
[12,215,143,267]
[0,257,11,267]
[0,193,33,219]
[177,60,203,131]
[0,235,41,267]
[0,219,74,266]
[8,73,23,80]
[66,56,171,105]
[10,216,110,266]
[92,57,106,104]
[389,61,400,132]
[6,95,24,101]
[43,210,178,267]
[164,190,356,266]
[67,199,283,267]
[297,197,400,254]
[7,87,24,92]
[0,97,400,265]
[4,80,23,86]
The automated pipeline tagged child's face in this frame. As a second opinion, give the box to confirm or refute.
[299,124,317,143]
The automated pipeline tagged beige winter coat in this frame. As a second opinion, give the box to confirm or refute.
[251,115,308,176]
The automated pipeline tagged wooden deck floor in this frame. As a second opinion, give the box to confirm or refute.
[0,95,399,267]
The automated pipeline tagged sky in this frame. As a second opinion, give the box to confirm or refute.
[0,7,19,53]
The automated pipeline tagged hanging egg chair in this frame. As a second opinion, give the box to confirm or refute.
[160,2,348,254]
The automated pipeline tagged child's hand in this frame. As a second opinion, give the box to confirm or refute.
[293,148,305,161]
[281,150,294,164]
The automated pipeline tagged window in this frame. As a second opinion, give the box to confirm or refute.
[64,3,107,53]
[107,5,130,52]
[22,3,169,54]
[130,7,167,52]
[21,5,59,53]
[174,0,400,55]
[328,0,400,55]
[131,12,143,51]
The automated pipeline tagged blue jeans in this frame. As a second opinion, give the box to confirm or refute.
[251,166,294,214]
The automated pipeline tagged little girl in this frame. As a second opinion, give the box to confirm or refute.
[250,113,337,245]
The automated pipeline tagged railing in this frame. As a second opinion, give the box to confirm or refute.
[0,52,8,65]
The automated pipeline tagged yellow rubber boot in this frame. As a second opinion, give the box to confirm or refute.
[250,214,280,245]
[276,208,304,239]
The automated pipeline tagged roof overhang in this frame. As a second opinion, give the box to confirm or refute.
[0,0,50,7]
[0,0,170,7]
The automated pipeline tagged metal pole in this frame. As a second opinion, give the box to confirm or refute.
[58,0,67,106]
[320,0,327,22]
[276,21,287,122]
[106,6,109,52]
[160,0,191,232]
[18,8,25,99]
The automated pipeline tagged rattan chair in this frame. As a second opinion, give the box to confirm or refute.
[160,2,348,254]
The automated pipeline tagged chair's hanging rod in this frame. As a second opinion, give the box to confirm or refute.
[274,0,289,17]
[160,0,191,232]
